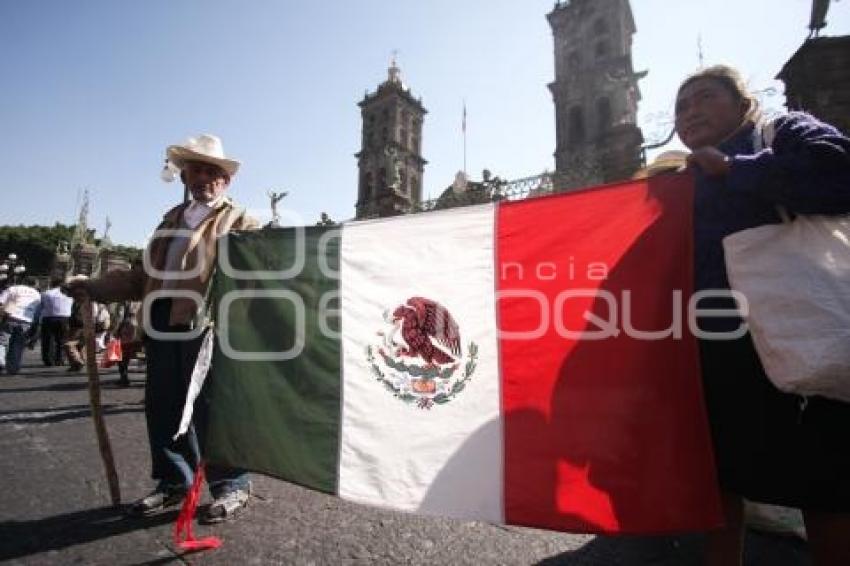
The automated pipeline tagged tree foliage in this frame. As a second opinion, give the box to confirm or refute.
[109,244,143,265]
[0,224,142,275]
[0,223,75,275]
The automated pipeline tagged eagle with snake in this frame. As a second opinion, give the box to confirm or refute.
[385,297,461,366]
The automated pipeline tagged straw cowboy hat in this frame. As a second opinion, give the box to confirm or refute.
[165,134,241,178]
[633,150,689,179]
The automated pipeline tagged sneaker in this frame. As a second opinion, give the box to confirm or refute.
[125,486,186,517]
[201,486,251,524]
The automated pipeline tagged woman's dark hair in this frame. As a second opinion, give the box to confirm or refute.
[677,64,761,126]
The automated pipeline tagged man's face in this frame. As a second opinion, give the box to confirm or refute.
[674,78,748,150]
[182,161,230,203]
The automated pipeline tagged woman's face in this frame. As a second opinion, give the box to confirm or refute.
[674,78,749,150]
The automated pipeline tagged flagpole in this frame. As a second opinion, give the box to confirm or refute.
[697,34,705,69]
[462,100,467,176]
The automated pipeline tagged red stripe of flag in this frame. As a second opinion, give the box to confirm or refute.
[497,174,722,534]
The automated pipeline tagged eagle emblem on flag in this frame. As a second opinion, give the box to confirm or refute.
[368,296,478,409]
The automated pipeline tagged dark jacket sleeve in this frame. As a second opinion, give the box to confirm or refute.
[87,266,145,304]
[87,205,190,303]
[727,112,850,214]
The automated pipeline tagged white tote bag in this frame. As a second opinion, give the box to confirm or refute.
[723,208,850,401]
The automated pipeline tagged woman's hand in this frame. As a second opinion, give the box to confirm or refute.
[687,147,732,177]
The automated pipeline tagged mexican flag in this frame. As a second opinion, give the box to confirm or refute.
[200,174,722,534]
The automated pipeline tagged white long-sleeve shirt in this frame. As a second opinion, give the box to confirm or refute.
[0,285,42,323]
[40,287,73,318]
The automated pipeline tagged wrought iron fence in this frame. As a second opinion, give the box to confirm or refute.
[356,154,626,219]
[411,169,597,214]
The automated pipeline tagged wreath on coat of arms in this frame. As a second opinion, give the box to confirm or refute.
[366,296,478,410]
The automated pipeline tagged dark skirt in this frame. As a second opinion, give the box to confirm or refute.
[699,335,850,511]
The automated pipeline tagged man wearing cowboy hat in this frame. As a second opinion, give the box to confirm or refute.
[68,134,258,522]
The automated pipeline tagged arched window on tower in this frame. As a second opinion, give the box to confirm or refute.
[398,170,408,196]
[410,175,419,198]
[556,113,564,148]
[558,108,569,149]
[596,97,612,134]
[363,172,374,199]
[400,127,408,149]
[594,18,608,35]
[378,168,387,193]
[568,106,586,147]
[595,40,610,60]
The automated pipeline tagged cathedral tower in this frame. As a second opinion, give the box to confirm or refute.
[355,57,427,218]
[548,0,646,189]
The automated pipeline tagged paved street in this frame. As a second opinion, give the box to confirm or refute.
[0,350,811,565]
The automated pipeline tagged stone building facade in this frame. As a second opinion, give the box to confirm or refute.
[547,0,646,189]
[355,59,427,219]
[70,243,98,276]
[777,36,850,135]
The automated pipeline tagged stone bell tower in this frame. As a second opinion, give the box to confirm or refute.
[548,0,646,189]
[778,36,850,136]
[355,56,427,219]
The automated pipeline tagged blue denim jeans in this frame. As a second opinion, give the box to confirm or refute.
[0,318,31,374]
[145,299,249,498]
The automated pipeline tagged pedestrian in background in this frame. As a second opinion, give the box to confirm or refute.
[63,277,108,373]
[0,277,42,375]
[112,299,142,386]
[674,64,850,566]
[39,277,73,366]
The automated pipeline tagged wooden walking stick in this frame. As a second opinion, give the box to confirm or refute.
[82,296,121,505]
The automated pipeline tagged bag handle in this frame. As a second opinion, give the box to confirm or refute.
[754,118,777,152]
[754,117,792,224]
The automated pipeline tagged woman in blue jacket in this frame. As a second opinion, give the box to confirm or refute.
[675,65,850,566]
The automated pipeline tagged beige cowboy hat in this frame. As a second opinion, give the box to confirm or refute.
[633,150,689,179]
[165,134,241,178]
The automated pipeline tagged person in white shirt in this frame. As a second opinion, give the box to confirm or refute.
[0,277,42,375]
[39,277,73,366]
[62,280,109,373]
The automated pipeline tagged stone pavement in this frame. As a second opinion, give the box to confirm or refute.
[0,350,811,565]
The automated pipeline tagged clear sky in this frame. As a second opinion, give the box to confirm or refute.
[1,0,848,246]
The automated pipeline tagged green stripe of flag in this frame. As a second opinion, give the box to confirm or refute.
[205,227,341,493]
